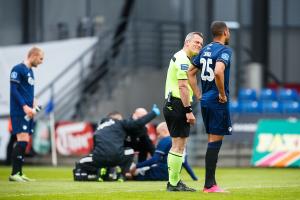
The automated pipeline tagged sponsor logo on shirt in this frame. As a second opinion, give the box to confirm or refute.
[97,119,115,130]
[204,51,211,57]
[28,77,34,85]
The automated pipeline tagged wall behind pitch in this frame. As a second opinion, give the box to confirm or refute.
[0,0,23,46]
[42,0,124,41]
[42,0,86,41]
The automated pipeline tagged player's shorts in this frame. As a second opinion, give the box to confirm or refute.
[11,116,34,135]
[135,163,168,181]
[200,101,232,135]
[163,97,190,138]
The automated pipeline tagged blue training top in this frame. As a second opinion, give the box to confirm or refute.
[136,136,172,168]
[10,63,35,116]
[192,42,232,105]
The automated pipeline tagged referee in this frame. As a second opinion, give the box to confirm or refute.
[9,47,44,182]
[163,32,203,191]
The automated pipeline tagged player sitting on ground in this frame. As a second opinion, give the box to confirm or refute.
[128,122,198,181]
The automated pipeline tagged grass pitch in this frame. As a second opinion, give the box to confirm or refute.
[0,166,299,200]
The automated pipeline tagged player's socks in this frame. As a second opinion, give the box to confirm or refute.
[204,140,222,188]
[167,151,183,186]
[11,141,27,176]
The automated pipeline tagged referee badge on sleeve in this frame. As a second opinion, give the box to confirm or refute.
[180,64,189,71]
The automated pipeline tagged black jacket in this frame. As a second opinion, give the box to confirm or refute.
[92,111,156,165]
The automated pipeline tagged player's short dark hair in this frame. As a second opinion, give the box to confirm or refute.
[107,111,122,118]
[99,111,122,124]
[211,21,228,38]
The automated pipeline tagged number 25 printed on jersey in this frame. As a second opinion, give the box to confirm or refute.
[200,58,215,82]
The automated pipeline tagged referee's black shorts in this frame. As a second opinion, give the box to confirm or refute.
[163,97,190,138]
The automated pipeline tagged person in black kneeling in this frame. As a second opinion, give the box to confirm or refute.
[74,105,160,181]
[124,108,156,162]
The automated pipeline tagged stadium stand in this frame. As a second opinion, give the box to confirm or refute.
[278,88,299,101]
[238,88,257,101]
[231,88,300,114]
[259,88,277,101]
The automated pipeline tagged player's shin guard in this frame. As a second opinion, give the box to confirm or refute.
[204,140,222,188]
[167,151,183,186]
[11,141,27,175]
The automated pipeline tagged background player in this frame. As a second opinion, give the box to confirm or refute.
[163,32,203,191]
[188,21,232,193]
[9,47,44,182]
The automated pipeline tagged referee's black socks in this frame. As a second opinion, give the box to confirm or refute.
[11,141,27,176]
[204,140,223,189]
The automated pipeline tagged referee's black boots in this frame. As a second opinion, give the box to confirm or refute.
[167,180,196,192]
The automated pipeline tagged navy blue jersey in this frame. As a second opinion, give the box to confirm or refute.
[155,136,172,164]
[136,136,171,168]
[10,63,35,116]
[192,42,232,103]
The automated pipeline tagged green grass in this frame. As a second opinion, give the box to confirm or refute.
[0,166,299,200]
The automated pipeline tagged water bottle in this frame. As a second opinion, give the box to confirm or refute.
[24,105,42,121]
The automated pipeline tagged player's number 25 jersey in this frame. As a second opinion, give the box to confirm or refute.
[192,42,232,102]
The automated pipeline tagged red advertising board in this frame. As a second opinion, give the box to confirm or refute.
[55,121,94,156]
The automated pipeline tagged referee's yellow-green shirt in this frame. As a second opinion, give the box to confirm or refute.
[165,49,193,102]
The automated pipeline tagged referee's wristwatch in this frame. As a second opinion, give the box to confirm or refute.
[184,106,192,113]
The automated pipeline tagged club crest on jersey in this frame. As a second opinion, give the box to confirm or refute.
[11,72,18,79]
[221,53,229,61]
[28,77,34,85]
[181,64,189,71]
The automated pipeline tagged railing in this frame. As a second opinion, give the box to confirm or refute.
[75,20,185,121]
[35,19,185,120]
[35,28,116,120]
[123,20,185,68]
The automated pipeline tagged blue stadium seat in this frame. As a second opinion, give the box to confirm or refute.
[260,101,281,113]
[281,101,300,113]
[240,101,260,113]
[278,89,298,101]
[260,88,276,101]
[230,100,240,113]
[238,89,257,101]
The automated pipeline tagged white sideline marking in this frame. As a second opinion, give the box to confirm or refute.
[2,185,300,197]
[226,184,300,189]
